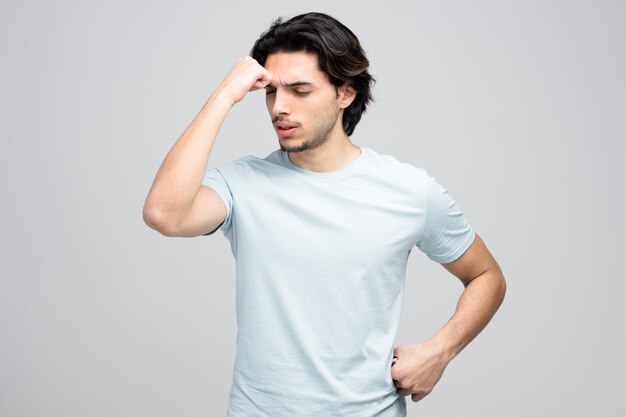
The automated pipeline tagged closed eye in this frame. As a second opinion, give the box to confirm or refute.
[265,88,310,96]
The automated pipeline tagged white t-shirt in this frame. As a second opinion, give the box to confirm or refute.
[202,145,475,417]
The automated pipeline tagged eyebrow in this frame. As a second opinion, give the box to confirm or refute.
[266,81,314,89]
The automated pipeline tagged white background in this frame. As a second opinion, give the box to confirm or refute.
[1,0,624,415]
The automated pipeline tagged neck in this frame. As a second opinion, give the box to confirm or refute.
[286,130,361,173]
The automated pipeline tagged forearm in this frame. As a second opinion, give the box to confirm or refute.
[392,236,506,401]
[429,266,506,361]
[143,92,233,224]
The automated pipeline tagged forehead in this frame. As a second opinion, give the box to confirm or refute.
[264,51,328,84]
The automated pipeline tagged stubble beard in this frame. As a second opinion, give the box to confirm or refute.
[279,102,341,153]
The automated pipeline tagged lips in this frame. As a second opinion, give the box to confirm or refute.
[274,121,298,136]
[276,127,297,137]
[275,122,298,129]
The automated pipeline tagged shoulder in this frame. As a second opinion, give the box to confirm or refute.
[363,146,431,182]
[212,149,284,179]
[205,150,281,185]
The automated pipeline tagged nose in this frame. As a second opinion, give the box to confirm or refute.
[269,89,290,117]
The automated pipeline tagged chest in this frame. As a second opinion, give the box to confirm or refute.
[230,176,426,267]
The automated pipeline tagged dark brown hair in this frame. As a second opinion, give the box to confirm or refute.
[250,12,375,136]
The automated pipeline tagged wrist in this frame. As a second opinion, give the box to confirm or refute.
[209,87,238,109]
[426,334,461,363]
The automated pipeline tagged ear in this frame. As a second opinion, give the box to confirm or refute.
[337,83,357,109]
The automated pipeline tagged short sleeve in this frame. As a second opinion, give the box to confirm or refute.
[201,167,233,236]
[415,174,475,263]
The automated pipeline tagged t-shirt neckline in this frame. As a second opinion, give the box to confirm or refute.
[280,145,368,181]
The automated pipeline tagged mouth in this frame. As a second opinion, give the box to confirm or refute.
[274,122,298,137]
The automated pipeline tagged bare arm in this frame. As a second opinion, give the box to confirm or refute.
[391,233,506,402]
[143,57,272,236]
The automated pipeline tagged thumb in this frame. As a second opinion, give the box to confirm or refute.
[250,68,272,91]
[250,78,271,91]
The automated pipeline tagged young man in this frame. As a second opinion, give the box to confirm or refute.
[143,12,506,417]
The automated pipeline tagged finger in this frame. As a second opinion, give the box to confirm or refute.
[394,378,408,393]
[397,388,411,396]
[258,65,272,79]
[249,83,263,92]
[250,68,272,91]
[250,78,271,91]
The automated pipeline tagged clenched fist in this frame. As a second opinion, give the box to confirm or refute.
[214,57,273,105]
[391,341,451,402]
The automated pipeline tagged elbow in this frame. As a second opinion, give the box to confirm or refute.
[142,203,180,237]
[495,264,507,306]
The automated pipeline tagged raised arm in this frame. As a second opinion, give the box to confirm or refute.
[391,233,506,402]
[142,57,272,237]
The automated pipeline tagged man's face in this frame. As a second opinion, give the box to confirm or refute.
[264,51,345,153]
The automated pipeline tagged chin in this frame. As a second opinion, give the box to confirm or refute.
[279,137,302,151]
[280,144,301,153]
[282,134,330,153]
